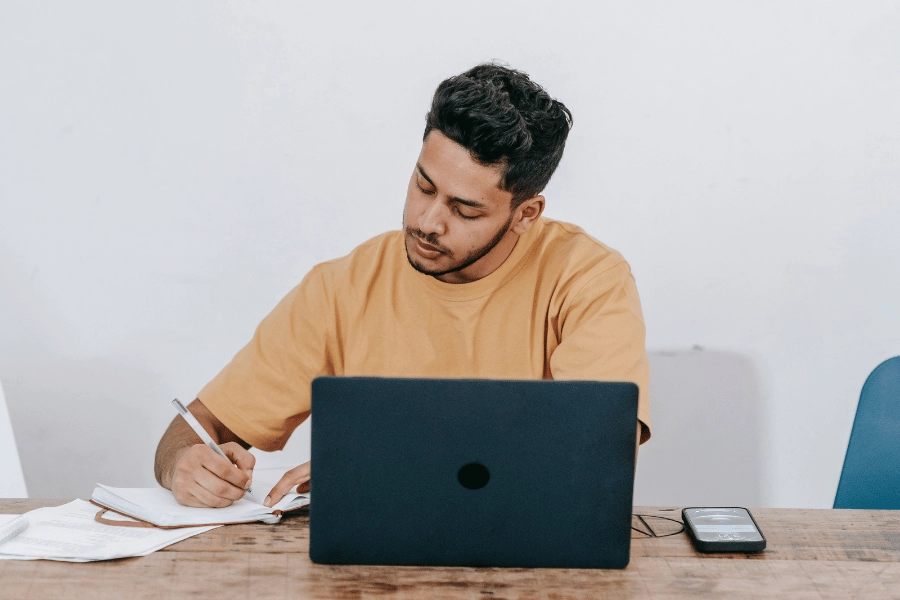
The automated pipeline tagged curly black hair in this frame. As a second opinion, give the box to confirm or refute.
[424,63,573,207]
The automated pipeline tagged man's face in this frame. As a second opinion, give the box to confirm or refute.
[403,131,520,284]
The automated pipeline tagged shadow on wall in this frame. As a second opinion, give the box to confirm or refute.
[3,361,165,499]
[633,348,765,507]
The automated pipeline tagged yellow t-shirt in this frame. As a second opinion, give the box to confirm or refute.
[199,217,651,450]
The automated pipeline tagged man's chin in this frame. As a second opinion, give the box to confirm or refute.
[405,250,450,277]
[404,236,445,275]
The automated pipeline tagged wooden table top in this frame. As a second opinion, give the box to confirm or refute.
[2,500,900,599]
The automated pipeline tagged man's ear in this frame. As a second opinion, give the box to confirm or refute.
[510,195,545,235]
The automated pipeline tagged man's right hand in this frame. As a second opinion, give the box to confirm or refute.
[170,442,256,508]
[155,398,258,508]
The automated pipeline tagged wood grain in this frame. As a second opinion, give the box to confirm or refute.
[2,501,900,599]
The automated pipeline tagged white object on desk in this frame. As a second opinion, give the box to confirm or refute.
[0,500,216,562]
[0,381,28,498]
[90,471,310,528]
[0,514,29,545]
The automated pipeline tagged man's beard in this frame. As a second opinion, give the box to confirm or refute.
[404,213,515,278]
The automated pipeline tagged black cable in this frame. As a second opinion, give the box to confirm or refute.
[630,514,685,539]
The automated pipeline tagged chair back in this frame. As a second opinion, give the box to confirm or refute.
[0,381,29,497]
[834,356,900,509]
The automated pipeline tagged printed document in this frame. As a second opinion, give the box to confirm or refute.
[0,499,216,562]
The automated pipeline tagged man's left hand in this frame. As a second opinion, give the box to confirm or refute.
[264,461,311,507]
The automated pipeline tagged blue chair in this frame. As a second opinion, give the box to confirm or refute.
[834,356,900,509]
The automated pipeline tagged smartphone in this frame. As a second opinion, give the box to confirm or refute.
[682,507,766,552]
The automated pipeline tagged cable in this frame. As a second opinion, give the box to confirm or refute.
[631,514,685,538]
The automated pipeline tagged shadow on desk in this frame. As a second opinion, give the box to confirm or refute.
[634,348,765,507]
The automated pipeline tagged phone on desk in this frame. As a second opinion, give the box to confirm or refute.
[682,507,766,552]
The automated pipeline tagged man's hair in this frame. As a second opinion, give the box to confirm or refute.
[424,63,573,207]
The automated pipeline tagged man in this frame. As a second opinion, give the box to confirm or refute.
[154,63,651,509]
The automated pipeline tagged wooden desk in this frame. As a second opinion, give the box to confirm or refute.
[2,500,899,599]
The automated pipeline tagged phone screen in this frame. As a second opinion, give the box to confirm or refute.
[684,508,763,543]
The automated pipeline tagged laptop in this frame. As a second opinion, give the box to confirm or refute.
[309,377,639,569]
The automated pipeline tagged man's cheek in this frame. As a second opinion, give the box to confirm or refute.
[401,202,415,227]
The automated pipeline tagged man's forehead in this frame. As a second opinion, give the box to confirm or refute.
[418,131,511,206]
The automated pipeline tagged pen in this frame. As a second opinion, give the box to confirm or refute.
[171,398,256,500]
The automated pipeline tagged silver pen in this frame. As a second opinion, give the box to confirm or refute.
[171,398,256,500]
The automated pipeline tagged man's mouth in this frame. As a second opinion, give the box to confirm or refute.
[414,237,444,259]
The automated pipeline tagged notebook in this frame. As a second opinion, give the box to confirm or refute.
[90,470,310,528]
[0,515,28,546]
[309,377,639,569]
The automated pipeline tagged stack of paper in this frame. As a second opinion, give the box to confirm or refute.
[0,500,217,562]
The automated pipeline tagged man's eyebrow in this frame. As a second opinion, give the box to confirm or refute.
[416,163,435,187]
[416,164,488,210]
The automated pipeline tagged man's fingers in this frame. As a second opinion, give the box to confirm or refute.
[221,442,256,474]
[200,447,251,490]
[172,467,238,508]
[171,443,251,508]
[264,462,311,508]
[186,486,234,509]
[263,475,295,508]
[193,465,247,502]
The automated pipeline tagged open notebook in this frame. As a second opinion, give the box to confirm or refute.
[90,471,309,529]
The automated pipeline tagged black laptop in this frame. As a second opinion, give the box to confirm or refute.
[309,377,639,569]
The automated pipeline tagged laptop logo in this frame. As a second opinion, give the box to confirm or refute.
[458,463,490,490]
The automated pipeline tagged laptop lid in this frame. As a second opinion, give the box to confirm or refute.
[309,377,638,568]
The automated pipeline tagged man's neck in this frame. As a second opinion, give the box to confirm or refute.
[434,230,521,284]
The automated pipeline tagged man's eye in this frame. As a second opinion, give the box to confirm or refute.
[454,205,479,220]
[415,180,435,195]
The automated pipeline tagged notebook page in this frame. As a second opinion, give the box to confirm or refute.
[92,486,276,526]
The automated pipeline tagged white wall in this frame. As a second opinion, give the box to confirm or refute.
[1,1,898,506]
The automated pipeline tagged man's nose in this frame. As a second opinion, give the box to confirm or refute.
[418,198,448,237]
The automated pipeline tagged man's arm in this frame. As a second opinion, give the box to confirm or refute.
[549,261,652,445]
[636,424,641,465]
[154,399,257,508]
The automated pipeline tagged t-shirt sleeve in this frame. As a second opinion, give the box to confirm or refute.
[197,266,334,451]
[549,261,652,443]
